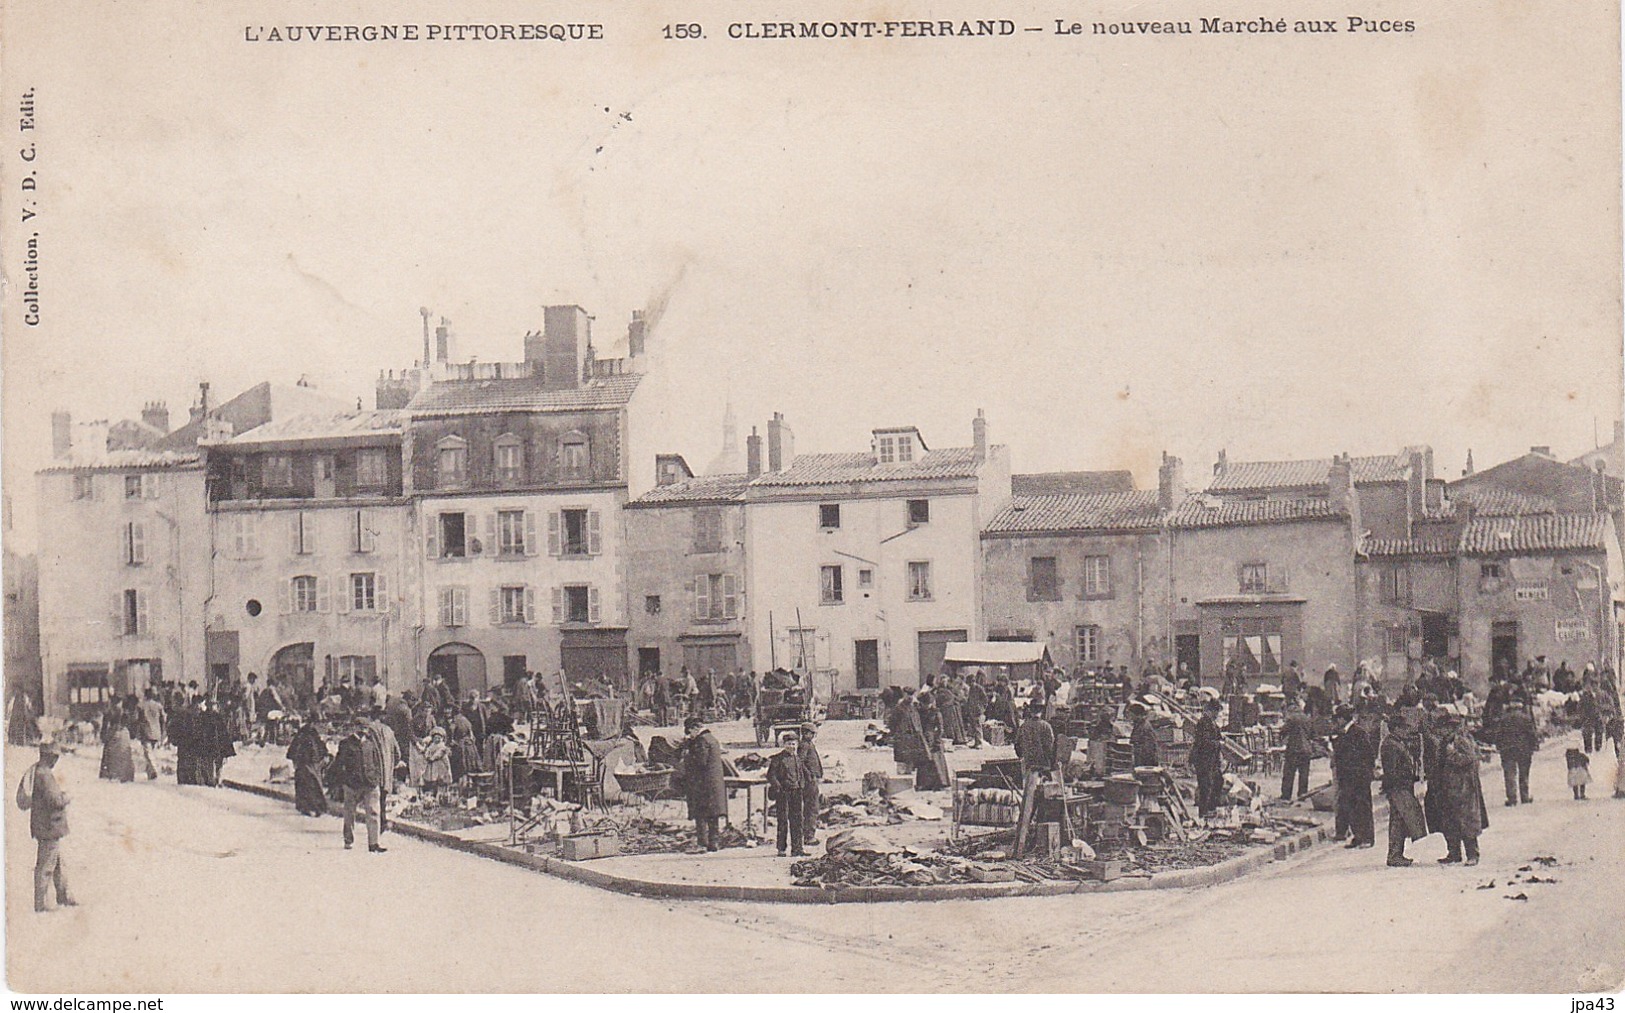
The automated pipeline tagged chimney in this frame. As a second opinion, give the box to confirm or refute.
[50,410,71,459]
[140,401,170,434]
[1594,462,1608,513]
[1214,448,1228,478]
[533,305,591,391]
[1463,449,1475,477]
[746,426,763,477]
[420,307,432,367]
[1158,452,1185,511]
[1406,447,1427,525]
[1530,445,1553,459]
[434,318,453,363]
[1328,452,1361,535]
[767,412,794,472]
[972,409,988,464]
[627,310,646,358]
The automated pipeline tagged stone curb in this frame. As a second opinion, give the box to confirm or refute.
[223,777,1360,904]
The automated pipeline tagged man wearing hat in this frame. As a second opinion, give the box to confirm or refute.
[766,731,808,857]
[1332,704,1376,848]
[29,740,76,911]
[680,717,728,852]
[1189,698,1225,818]
[797,722,823,849]
[1380,710,1426,867]
[1495,695,1539,806]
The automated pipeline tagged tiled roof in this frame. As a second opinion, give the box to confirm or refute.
[1359,535,1457,558]
[213,410,405,446]
[629,473,753,506]
[1444,486,1559,517]
[751,447,983,487]
[984,491,1161,535]
[1169,497,1347,529]
[1011,471,1135,496]
[1207,454,1406,492]
[40,449,202,473]
[1459,514,1610,556]
[407,374,642,416]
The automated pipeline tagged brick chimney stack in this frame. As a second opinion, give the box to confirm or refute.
[746,427,763,477]
[767,412,794,472]
[1214,448,1228,478]
[627,310,646,358]
[50,410,71,459]
[1158,452,1185,511]
[140,401,170,434]
[972,409,987,464]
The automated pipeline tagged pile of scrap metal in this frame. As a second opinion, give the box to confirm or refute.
[790,828,1000,888]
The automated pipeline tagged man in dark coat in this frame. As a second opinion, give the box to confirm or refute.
[1380,711,1426,867]
[889,692,927,774]
[29,741,76,912]
[767,732,807,857]
[333,717,386,852]
[1332,705,1376,848]
[1014,703,1057,780]
[1433,712,1488,865]
[1189,698,1225,817]
[797,722,823,849]
[1129,703,1160,768]
[681,717,728,852]
[963,678,988,747]
[1496,698,1538,805]
[1279,699,1314,801]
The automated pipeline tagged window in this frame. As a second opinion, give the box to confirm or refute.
[1239,563,1268,593]
[878,435,895,463]
[125,475,144,499]
[692,508,725,553]
[289,511,317,555]
[338,655,377,684]
[563,585,592,624]
[355,449,387,488]
[437,586,469,627]
[1076,625,1101,663]
[907,499,930,525]
[495,585,533,625]
[264,454,293,488]
[694,574,740,621]
[496,509,528,556]
[1083,555,1112,598]
[72,475,95,501]
[349,510,376,554]
[1220,617,1283,675]
[1480,562,1503,580]
[1383,565,1408,603]
[1029,557,1059,600]
[435,512,467,558]
[120,589,149,637]
[291,575,321,613]
[896,437,914,462]
[229,514,260,558]
[435,438,467,488]
[494,436,523,483]
[123,521,147,566]
[819,503,841,529]
[559,432,590,480]
[1384,626,1408,654]
[820,565,844,604]
[858,568,874,588]
[907,561,932,601]
[350,572,377,612]
[556,508,599,556]
[645,594,662,615]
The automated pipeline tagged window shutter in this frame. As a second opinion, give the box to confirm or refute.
[426,518,439,559]
[695,577,710,620]
[375,572,389,614]
[588,510,602,555]
[289,513,303,555]
[482,512,495,555]
[132,521,145,563]
[722,574,739,619]
[488,586,502,625]
[246,515,259,557]
[1271,565,1290,593]
[316,576,331,613]
[438,588,452,627]
[455,588,469,627]
[547,511,561,556]
[524,511,538,556]
[135,590,150,636]
[282,579,294,615]
[113,592,126,637]
[336,575,352,614]
[142,474,159,499]
[524,587,536,625]
[551,587,564,625]
[588,586,601,624]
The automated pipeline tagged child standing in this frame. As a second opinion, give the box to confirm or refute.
[422,728,452,800]
[1565,747,1591,800]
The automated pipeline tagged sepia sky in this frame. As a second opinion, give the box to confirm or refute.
[3,0,1621,550]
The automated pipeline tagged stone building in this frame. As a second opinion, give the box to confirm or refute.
[624,456,753,685]
[743,411,1011,693]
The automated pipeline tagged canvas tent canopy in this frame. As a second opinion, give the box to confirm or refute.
[942,642,1053,682]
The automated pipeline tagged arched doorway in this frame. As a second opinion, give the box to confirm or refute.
[269,642,316,700]
[427,643,487,699]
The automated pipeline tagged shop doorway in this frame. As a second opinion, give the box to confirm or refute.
[1176,634,1201,685]
[428,642,487,699]
[269,642,316,699]
[1491,621,1519,679]
[855,639,880,689]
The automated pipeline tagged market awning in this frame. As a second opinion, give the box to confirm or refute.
[943,641,1052,666]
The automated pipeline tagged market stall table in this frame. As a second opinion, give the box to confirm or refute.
[725,774,769,838]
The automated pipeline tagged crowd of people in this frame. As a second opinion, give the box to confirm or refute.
[640,666,766,726]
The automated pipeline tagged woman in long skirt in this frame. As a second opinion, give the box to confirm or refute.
[98,703,136,782]
[286,721,331,816]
